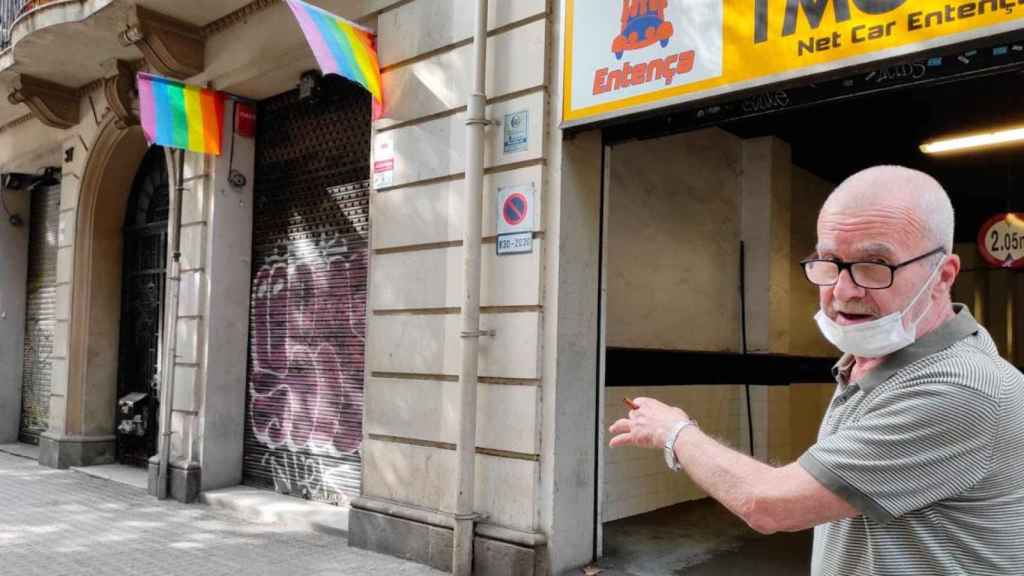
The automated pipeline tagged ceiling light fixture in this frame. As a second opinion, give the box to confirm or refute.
[921,125,1024,155]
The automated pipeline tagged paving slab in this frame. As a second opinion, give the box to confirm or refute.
[71,463,148,490]
[0,451,443,576]
[0,442,40,460]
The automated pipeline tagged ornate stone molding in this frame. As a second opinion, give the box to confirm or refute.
[8,75,80,129]
[200,0,376,39]
[202,0,279,38]
[103,60,139,128]
[120,6,204,80]
[0,113,35,136]
[77,78,105,98]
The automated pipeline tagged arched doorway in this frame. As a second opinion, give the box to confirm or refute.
[116,146,169,467]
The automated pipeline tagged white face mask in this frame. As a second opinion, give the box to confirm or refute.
[814,256,944,358]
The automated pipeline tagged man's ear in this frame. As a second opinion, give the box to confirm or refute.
[938,253,961,296]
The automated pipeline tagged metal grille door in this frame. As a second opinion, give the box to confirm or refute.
[19,183,59,445]
[244,86,370,504]
[116,146,169,467]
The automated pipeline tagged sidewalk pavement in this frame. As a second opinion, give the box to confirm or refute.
[0,450,445,576]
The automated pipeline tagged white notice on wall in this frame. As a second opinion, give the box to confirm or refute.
[503,110,529,154]
[373,131,395,188]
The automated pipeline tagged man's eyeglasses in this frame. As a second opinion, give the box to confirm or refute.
[800,247,945,290]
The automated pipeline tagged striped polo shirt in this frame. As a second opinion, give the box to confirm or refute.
[799,304,1024,576]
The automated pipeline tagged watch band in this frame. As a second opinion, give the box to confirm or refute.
[663,419,697,471]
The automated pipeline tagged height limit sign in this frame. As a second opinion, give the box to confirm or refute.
[497,184,535,255]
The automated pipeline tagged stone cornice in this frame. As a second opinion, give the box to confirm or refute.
[102,60,138,128]
[8,75,80,129]
[0,112,35,135]
[202,0,279,39]
[121,5,204,80]
[201,0,383,39]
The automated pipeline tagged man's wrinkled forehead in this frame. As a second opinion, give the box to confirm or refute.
[815,198,929,258]
[815,239,898,260]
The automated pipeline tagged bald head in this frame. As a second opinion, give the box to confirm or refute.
[821,165,955,254]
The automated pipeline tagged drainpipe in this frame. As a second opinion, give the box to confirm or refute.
[156,148,184,500]
[454,0,488,573]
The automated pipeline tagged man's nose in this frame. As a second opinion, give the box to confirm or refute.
[832,268,865,301]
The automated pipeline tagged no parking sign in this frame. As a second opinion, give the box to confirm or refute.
[497,184,535,255]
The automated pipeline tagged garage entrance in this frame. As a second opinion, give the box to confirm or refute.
[19,178,59,445]
[596,40,1024,575]
[243,82,370,504]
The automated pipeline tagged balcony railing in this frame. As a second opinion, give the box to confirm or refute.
[1,1,32,51]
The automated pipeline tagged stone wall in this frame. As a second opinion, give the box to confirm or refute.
[352,0,554,573]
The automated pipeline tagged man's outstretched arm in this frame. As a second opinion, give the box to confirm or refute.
[609,397,858,534]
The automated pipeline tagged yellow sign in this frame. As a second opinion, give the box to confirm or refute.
[563,0,1024,126]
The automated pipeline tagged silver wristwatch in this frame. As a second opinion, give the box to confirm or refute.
[663,419,697,471]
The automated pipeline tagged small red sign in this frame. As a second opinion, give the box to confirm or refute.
[502,192,528,227]
[235,102,257,138]
[978,213,1024,269]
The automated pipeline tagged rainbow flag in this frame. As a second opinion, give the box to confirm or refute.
[285,0,383,119]
[137,73,226,155]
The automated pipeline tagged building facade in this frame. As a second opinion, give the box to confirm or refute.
[1,1,1024,575]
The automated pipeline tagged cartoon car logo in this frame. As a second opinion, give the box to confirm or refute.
[613,0,674,60]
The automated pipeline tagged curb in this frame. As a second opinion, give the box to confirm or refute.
[200,485,350,537]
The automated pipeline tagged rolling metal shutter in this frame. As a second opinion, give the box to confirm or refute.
[20,183,59,445]
[244,85,370,504]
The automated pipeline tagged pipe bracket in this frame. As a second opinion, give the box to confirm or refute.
[460,329,495,338]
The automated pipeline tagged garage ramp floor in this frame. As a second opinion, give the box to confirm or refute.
[598,498,812,575]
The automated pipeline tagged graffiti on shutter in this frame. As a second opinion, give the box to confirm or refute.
[20,183,59,445]
[244,84,370,504]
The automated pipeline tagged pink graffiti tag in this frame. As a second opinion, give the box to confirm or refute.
[249,243,366,459]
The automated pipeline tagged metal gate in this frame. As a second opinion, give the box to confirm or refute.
[116,146,168,467]
[19,182,59,445]
[244,84,370,504]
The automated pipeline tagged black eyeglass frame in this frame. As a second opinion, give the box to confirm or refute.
[800,246,946,290]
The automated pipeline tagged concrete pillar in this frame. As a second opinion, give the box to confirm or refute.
[987,270,1010,359]
[789,168,835,359]
[1014,273,1024,368]
[142,103,253,502]
[740,136,793,463]
[146,150,210,502]
[541,128,603,573]
[789,382,835,458]
[41,122,147,469]
[741,137,792,354]
[0,187,31,444]
[951,243,978,315]
[196,102,255,492]
[46,134,85,446]
[970,265,989,325]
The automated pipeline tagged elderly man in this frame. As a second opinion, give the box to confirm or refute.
[610,165,1024,575]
